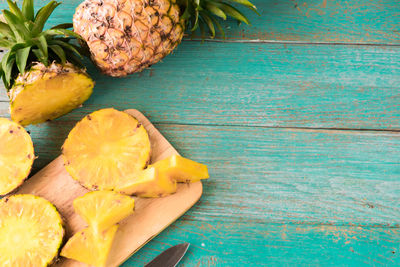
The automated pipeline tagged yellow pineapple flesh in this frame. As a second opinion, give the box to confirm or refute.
[153,154,209,183]
[61,225,118,267]
[0,194,64,267]
[73,0,184,77]
[73,190,135,233]
[0,118,34,195]
[9,62,94,126]
[117,155,208,197]
[62,108,151,190]
[117,166,177,197]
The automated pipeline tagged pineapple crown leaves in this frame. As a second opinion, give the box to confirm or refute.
[178,0,259,39]
[0,0,85,89]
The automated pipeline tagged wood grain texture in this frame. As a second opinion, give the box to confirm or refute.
[1,0,399,43]
[2,41,399,129]
[121,220,400,266]
[14,109,203,267]
[9,118,400,227]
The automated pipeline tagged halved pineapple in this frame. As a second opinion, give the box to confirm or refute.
[0,118,34,195]
[0,194,64,267]
[117,166,177,197]
[9,62,94,126]
[153,155,209,183]
[62,108,151,190]
[74,190,134,233]
[61,225,118,267]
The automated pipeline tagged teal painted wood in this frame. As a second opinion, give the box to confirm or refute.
[2,41,399,129]
[1,0,400,44]
[121,221,400,266]
[5,119,399,227]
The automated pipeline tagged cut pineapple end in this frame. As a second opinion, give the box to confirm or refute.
[0,194,64,267]
[62,108,151,191]
[10,72,94,126]
[73,190,134,233]
[61,225,118,267]
[0,118,34,195]
[117,166,177,198]
[153,155,209,183]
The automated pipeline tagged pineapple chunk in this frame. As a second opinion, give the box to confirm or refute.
[61,226,118,267]
[153,155,209,183]
[116,155,208,197]
[117,166,177,197]
[0,195,64,267]
[62,108,151,191]
[73,191,134,233]
[9,62,94,126]
[0,118,34,195]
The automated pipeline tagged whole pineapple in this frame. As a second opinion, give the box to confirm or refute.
[73,0,257,77]
[0,0,94,126]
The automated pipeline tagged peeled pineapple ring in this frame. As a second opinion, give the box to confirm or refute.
[0,118,34,195]
[62,108,151,190]
[0,194,64,266]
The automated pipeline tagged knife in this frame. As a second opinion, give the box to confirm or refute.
[144,243,190,267]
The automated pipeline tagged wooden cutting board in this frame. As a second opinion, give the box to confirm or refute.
[15,109,203,267]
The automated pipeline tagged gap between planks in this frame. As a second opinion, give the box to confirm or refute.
[183,38,400,47]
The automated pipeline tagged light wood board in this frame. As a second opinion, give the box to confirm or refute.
[15,109,203,267]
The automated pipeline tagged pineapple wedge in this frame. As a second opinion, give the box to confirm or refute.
[117,166,177,197]
[0,118,34,195]
[61,225,118,267]
[0,195,64,267]
[73,191,134,233]
[117,155,209,197]
[62,108,151,191]
[153,155,209,183]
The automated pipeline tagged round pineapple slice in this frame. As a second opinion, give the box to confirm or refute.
[0,118,34,195]
[0,194,64,267]
[62,108,151,190]
[9,62,94,126]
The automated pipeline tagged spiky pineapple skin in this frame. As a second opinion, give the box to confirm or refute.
[73,0,184,77]
[9,62,94,126]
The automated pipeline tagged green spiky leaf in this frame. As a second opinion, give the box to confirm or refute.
[22,0,35,21]
[15,46,31,73]
[200,11,215,38]
[32,1,60,36]
[49,44,66,64]
[0,21,15,39]
[205,2,227,20]
[215,2,250,24]
[3,10,30,41]
[7,0,25,21]
[0,0,84,89]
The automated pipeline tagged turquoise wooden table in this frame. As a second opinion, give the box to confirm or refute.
[1,0,399,265]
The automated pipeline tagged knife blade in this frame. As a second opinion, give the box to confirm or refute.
[144,243,190,267]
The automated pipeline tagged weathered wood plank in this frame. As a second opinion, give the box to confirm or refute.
[2,41,399,129]
[2,0,400,43]
[121,220,400,266]
[6,117,400,227]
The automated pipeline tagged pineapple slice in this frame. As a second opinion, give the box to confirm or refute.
[62,108,151,190]
[73,191,134,233]
[0,118,34,195]
[153,155,209,183]
[61,225,118,267]
[116,155,208,197]
[0,194,64,267]
[117,166,177,197]
[9,62,94,126]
